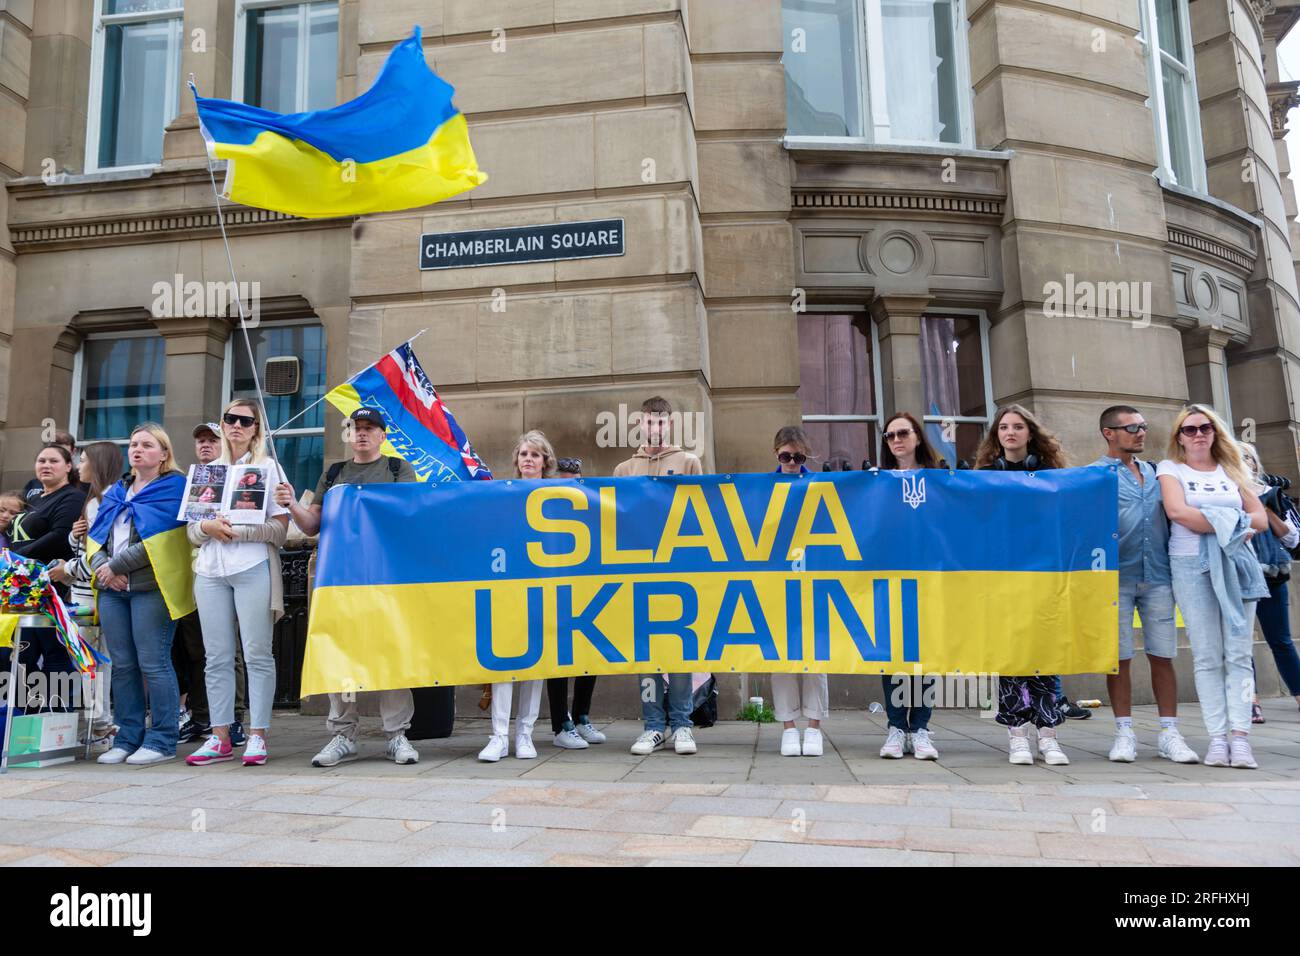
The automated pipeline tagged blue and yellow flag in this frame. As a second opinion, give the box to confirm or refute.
[192,26,486,219]
[325,341,491,482]
[88,473,196,621]
[301,469,1120,695]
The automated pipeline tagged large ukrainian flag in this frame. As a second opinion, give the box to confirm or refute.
[88,473,196,621]
[192,26,486,219]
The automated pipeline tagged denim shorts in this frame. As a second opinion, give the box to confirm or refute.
[1119,580,1177,661]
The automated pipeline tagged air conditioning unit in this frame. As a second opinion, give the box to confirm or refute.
[264,356,301,396]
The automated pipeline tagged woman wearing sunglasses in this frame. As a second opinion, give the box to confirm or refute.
[769,426,827,756]
[185,401,289,767]
[1157,406,1268,769]
[877,413,945,760]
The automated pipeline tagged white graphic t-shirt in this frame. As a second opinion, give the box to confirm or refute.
[1155,460,1243,557]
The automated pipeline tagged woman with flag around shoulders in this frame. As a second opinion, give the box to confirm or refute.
[90,424,196,766]
[185,401,289,768]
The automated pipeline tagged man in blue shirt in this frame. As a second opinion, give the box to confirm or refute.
[1092,405,1198,764]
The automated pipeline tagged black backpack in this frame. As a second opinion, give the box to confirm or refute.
[322,456,402,491]
[689,676,719,728]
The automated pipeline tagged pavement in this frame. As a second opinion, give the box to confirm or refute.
[2,699,1299,866]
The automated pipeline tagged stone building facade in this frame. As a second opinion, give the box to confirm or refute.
[4,0,1300,707]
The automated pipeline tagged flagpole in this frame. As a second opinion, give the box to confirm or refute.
[268,328,430,437]
[190,76,284,481]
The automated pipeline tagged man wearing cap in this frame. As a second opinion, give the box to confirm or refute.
[175,422,249,745]
[273,407,420,766]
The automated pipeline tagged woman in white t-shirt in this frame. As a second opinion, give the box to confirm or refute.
[184,401,289,768]
[1157,404,1267,769]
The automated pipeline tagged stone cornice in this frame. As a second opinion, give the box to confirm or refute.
[1168,226,1255,273]
[792,191,1004,218]
[10,205,346,253]
[7,166,351,252]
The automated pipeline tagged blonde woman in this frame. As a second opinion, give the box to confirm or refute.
[478,430,554,762]
[88,425,188,765]
[185,401,289,767]
[1157,405,1268,769]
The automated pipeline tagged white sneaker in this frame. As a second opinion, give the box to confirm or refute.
[125,747,173,766]
[1229,735,1257,769]
[1038,735,1070,766]
[631,730,665,755]
[1157,728,1199,764]
[780,727,801,756]
[911,728,938,760]
[515,734,537,759]
[97,746,131,765]
[386,733,419,765]
[311,733,358,768]
[879,726,906,759]
[574,721,606,744]
[672,727,697,754]
[1204,736,1230,767]
[802,727,824,757]
[478,735,509,762]
[1008,734,1034,765]
[553,728,588,749]
[1109,729,1137,763]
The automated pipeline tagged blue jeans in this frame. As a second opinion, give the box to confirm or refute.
[882,674,933,732]
[1170,554,1253,736]
[99,588,179,755]
[1253,578,1300,697]
[640,673,693,732]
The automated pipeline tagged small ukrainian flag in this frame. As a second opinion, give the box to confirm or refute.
[192,26,487,219]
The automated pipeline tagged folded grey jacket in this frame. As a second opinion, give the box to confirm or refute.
[1198,505,1270,641]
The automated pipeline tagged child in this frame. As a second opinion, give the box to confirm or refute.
[0,491,26,549]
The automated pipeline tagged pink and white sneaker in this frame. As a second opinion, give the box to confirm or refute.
[185,734,233,766]
[242,734,268,766]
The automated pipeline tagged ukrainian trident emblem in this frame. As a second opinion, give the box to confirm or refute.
[901,474,926,510]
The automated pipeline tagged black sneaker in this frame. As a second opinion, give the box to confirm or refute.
[178,717,211,744]
[1059,698,1092,720]
[229,720,247,747]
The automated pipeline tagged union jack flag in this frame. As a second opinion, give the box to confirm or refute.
[325,341,492,482]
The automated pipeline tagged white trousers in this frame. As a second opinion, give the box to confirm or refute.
[771,673,829,722]
[491,680,542,737]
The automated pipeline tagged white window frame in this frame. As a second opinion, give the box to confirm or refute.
[85,0,185,174]
[798,306,885,465]
[70,330,169,447]
[917,308,995,454]
[222,318,327,446]
[232,0,339,112]
[783,0,975,148]
[1138,0,1207,192]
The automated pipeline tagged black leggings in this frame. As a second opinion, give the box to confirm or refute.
[547,676,597,733]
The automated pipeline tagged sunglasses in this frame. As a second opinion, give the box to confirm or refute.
[223,412,256,428]
[1178,423,1215,437]
[883,428,914,442]
[1107,423,1149,434]
[556,457,583,474]
[777,452,807,465]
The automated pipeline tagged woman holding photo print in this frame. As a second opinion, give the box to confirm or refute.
[185,401,289,767]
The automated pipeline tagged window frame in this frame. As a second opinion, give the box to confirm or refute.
[70,329,169,447]
[222,316,327,442]
[917,307,994,443]
[85,0,185,174]
[1138,0,1207,193]
[797,305,886,465]
[232,0,339,113]
[782,0,975,148]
